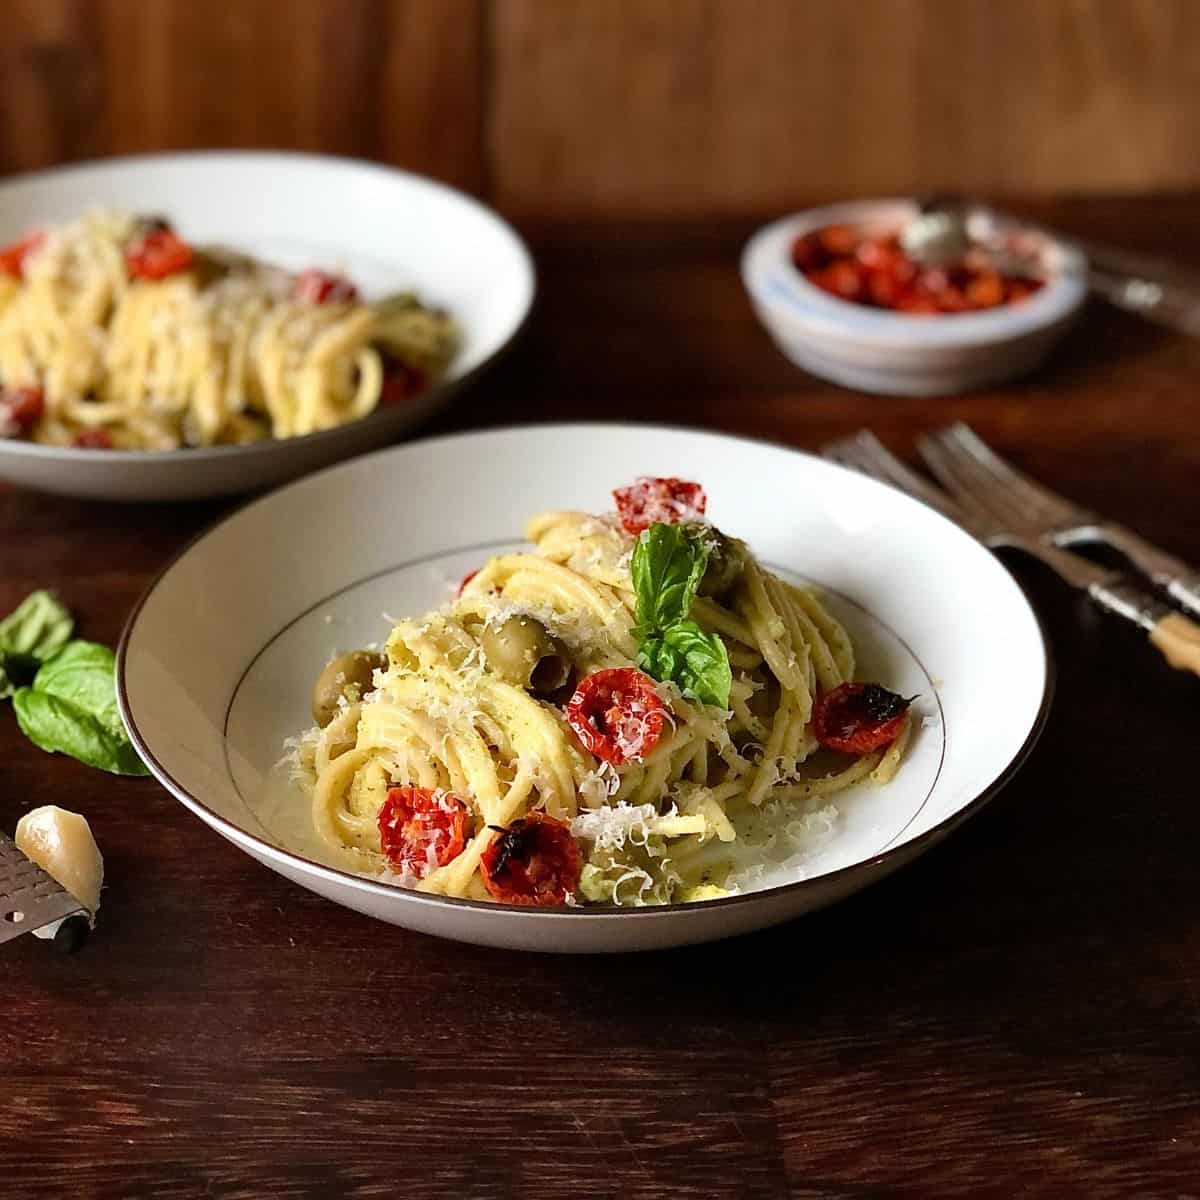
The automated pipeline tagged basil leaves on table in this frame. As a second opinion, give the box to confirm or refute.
[0,590,74,696]
[0,591,148,776]
[631,523,732,709]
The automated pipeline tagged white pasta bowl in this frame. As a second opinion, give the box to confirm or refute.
[742,199,1087,396]
[0,152,533,500]
[118,423,1050,953]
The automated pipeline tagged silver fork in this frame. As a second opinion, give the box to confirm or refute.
[822,431,1200,679]
[917,422,1200,617]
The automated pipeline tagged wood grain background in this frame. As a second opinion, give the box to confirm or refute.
[2,0,1199,217]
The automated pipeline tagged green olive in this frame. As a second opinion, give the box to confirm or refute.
[311,650,386,727]
[480,616,571,695]
[683,522,748,598]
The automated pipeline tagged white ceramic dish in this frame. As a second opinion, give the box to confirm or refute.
[118,423,1050,953]
[0,152,534,501]
[742,198,1087,396]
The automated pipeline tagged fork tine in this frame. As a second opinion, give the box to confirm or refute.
[915,429,1023,525]
[822,432,962,520]
[937,423,1083,525]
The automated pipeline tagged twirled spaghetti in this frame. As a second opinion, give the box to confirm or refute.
[290,478,911,907]
[0,210,456,449]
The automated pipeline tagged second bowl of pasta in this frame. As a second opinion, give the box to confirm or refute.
[0,152,533,500]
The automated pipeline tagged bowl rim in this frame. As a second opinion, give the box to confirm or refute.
[741,197,1088,350]
[116,419,1054,923]
[0,149,537,462]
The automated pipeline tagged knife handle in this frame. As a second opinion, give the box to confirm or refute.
[1149,612,1200,677]
[1090,579,1200,679]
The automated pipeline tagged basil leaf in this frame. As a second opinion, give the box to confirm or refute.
[12,640,148,776]
[638,620,732,709]
[0,591,74,698]
[13,689,147,776]
[33,641,125,737]
[631,523,707,632]
[637,633,677,685]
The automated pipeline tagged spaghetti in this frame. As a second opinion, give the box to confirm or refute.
[0,210,456,449]
[291,478,911,906]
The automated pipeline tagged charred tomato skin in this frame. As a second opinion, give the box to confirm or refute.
[813,682,913,755]
[481,811,582,906]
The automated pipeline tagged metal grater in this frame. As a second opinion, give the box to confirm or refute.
[0,829,87,946]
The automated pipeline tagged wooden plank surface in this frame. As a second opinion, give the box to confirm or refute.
[0,0,485,189]
[489,0,1200,215]
[3,197,1200,1197]
[4,1,1200,214]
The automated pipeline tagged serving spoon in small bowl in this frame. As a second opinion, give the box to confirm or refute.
[904,193,1200,335]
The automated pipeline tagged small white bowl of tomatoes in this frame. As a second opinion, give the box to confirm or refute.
[741,198,1087,397]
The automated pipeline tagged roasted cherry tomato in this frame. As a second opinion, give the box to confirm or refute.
[813,682,912,755]
[377,785,470,878]
[481,811,581,906]
[72,428,114,450]
[0,231,44,278]
[125,228,195,281]
[378,362,428,406]
[0,387,44,435]
[792,226,1041,315]
[789,230,828,272]
[294,269,358,305]
[612,477,706,535]
[812,259,867,303]
[565,667,667,765]
[817,224,859,256]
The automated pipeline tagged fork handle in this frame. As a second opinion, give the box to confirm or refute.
[1089,579,1200,678]
[1098,523,1200,618]
[1150,613,1200,675]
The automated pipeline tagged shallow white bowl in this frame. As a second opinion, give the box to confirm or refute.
[742,199,1087,396]
[0,152,534,501]
[118,423,1050,953]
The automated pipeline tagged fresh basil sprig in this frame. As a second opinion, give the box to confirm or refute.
[13,641,149,777]
[632,523,708,632]
[631,524,732,709]
[638,620,733,709]
[0,590,74,697]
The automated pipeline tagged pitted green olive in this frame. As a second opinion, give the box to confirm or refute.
[311,650,386,727]
[480,616,571,695]
[683,522,748,598]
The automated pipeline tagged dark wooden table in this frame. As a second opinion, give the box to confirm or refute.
[4,198,1200,1199]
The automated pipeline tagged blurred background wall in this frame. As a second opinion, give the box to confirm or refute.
[3,0,1198,218]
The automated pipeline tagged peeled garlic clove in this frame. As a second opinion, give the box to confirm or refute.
[15,806,103,927]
